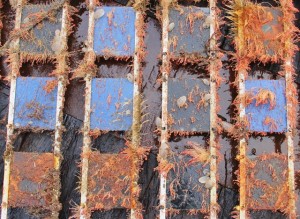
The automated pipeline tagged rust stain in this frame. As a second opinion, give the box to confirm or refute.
[8,152,55,208]
[87,151,131,210]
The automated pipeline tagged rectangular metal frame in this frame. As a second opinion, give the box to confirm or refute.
[79,1,144,219]
[159,1,219,218]
[1,1,69,218]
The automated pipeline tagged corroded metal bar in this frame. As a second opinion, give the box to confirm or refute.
[130,9,143,219]
[281,2,296,218]
[159,1,170,218]
[79,0,95,218]
[237,4,247,218]
[209,0,218,218]
[285,66,296,219]
[52,2,69,218]
[1,0,22,218]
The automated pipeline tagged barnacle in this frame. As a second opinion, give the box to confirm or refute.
[176,95,187,108]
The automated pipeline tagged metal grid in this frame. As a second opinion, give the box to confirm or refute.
[159,1,219,218]
[234,2,297,218]
[79,1,144,219]
[0,0,297,218]
[1,0,69,218]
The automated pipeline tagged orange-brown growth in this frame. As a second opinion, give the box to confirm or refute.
[43,79,58,93]
[181,141,209,166]
[263,116,278,132]
[254,89,276,109]
[87,152,131,210]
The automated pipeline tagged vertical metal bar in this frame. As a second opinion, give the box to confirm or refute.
[52,2,69,217]
[237,5,247,219]
[159,1,170,218]
[285,62,296,219]
[282,0,296,214]
[1,0,22,218]
[281,2,296,218]
[130,9,143,219]
[79,0,95,218]
[209,0,218,218]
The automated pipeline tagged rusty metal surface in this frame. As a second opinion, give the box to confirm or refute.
[0,0,298,218]
[8,152,54,208]
[87,152,131,210]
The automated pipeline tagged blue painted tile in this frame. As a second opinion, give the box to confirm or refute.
[168,77,210,132]
[245,80,287,132]
[14,77,57,130]
[93,7,136,57]
[90,78,133,131]
[169,7,210,59]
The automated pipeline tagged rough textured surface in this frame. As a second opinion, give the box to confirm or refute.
[93,7,136,57]
[20,4,63,57]
[14,77,57,130]
[90,78,133,131]
[169,6,210,59]
[246,153,288,211]
[168,78,210,132]
[87,152,131,210]
[9,152,54,208]
[167,137,210,212]
[245,80,287,133]
[0,0,299,218]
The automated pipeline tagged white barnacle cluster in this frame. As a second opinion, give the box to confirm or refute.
[177,96,187,108]
[199,169,213,189]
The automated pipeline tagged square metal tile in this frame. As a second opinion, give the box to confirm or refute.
[237,6,284,60]
[168,78,210,132]
[93,7,136,57]
[9,152,55,207]
[169,7,210,60]
[14,77,58,130]
[90,78,133,131]
[87,152,131,210]
[20,4,63,59]
[246,153,288,210]
[166,139,210,212]
[245,80,287,133]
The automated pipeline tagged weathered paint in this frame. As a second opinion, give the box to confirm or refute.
[90,78,133,131]
[93,7,135,57]
[245,80,287,133]
[14,77,57,130]
[8,152,54,207]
